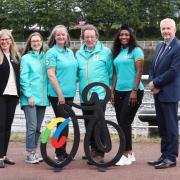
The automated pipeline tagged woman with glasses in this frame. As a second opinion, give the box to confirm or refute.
[0,29,20,168]
[20,32,49,164]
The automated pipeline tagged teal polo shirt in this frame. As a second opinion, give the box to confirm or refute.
[113,47,144,91]
[46,44,78,97]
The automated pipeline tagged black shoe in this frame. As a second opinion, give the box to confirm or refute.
[0,159,5,168]
[83,148,97,160]
[94,155,104,163]
[4,157,15,165]
[56,153,69,163]
[154,159,176,169]
[87,155,104,165]
[82,155,87,160]
[57,156,66,162]
[147,157,164,166]
[63,152,69,158]
[87,161,93,165]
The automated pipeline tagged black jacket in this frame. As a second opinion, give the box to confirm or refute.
[0,55,20,96]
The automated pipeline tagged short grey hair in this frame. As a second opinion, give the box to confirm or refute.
[160,18,176,28]
[81,24,99,40]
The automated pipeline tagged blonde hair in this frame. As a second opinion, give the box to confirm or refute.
[0,29,20,64]
[48,25,71,48]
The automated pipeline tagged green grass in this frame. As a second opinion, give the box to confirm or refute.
[10,132,161,143]
[132,135,160,143]
[10,132,25,143]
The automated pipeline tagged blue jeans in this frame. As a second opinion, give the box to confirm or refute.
[23,106,46,152]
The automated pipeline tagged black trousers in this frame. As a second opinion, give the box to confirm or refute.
[81,101,106,157]
[0,95,18,158]
[114,90,144,151]
[49,96,74,157]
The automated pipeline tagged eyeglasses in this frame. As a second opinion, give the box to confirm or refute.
[84,36,96,40]
[31,40,42,43]
[0,38,11,42]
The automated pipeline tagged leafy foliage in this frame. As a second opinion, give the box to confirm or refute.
[0,0,179,40]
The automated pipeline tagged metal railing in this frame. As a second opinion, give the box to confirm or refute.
[11,75,151,134]
[12,75,180,137]
[16,41,162,50]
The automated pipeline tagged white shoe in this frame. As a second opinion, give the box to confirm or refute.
[128,152,136,162]
[54,156,58,160]
[25,152,39,164]
[35,153,43,162]
[115,155,132,166]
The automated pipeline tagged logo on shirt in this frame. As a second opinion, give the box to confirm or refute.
[94,53,99,61]
[46,59,49,65]
[20,65,23,72]
[125,54,129,59]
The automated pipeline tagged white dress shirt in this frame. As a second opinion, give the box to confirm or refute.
[3,53,18,96]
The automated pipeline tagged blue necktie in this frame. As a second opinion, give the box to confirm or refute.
[154,43,166,69]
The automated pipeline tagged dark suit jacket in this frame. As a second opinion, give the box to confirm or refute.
[149,37,180,102]
[0,55,20,96]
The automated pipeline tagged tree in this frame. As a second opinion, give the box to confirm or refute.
[0,0,178,40]
[79,0,126,38]
[1,0,35,39]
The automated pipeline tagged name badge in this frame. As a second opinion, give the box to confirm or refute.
[94,54,99,61]
[125,54,129,59]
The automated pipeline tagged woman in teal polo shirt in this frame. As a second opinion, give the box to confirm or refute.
[111,25,144,166]
[20,32,49,164]
[46,25,78,162]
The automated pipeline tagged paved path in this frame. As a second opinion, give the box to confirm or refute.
[1,142,180,180]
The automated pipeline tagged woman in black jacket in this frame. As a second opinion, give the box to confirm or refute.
[0,29,20,168]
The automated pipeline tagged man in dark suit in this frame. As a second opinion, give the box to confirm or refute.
[148,18,180,169]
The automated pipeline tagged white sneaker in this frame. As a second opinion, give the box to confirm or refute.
[35,153,43,162]
[25,152,39,164]
[128,152,136,162]
[115,155,132,166]
[54,156,58,160]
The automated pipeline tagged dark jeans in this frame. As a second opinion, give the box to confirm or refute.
[0,95,18,158]
[49,96,74,157]
[81,101,106,157]
[114,90,144,151]
[154,95,179,162]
